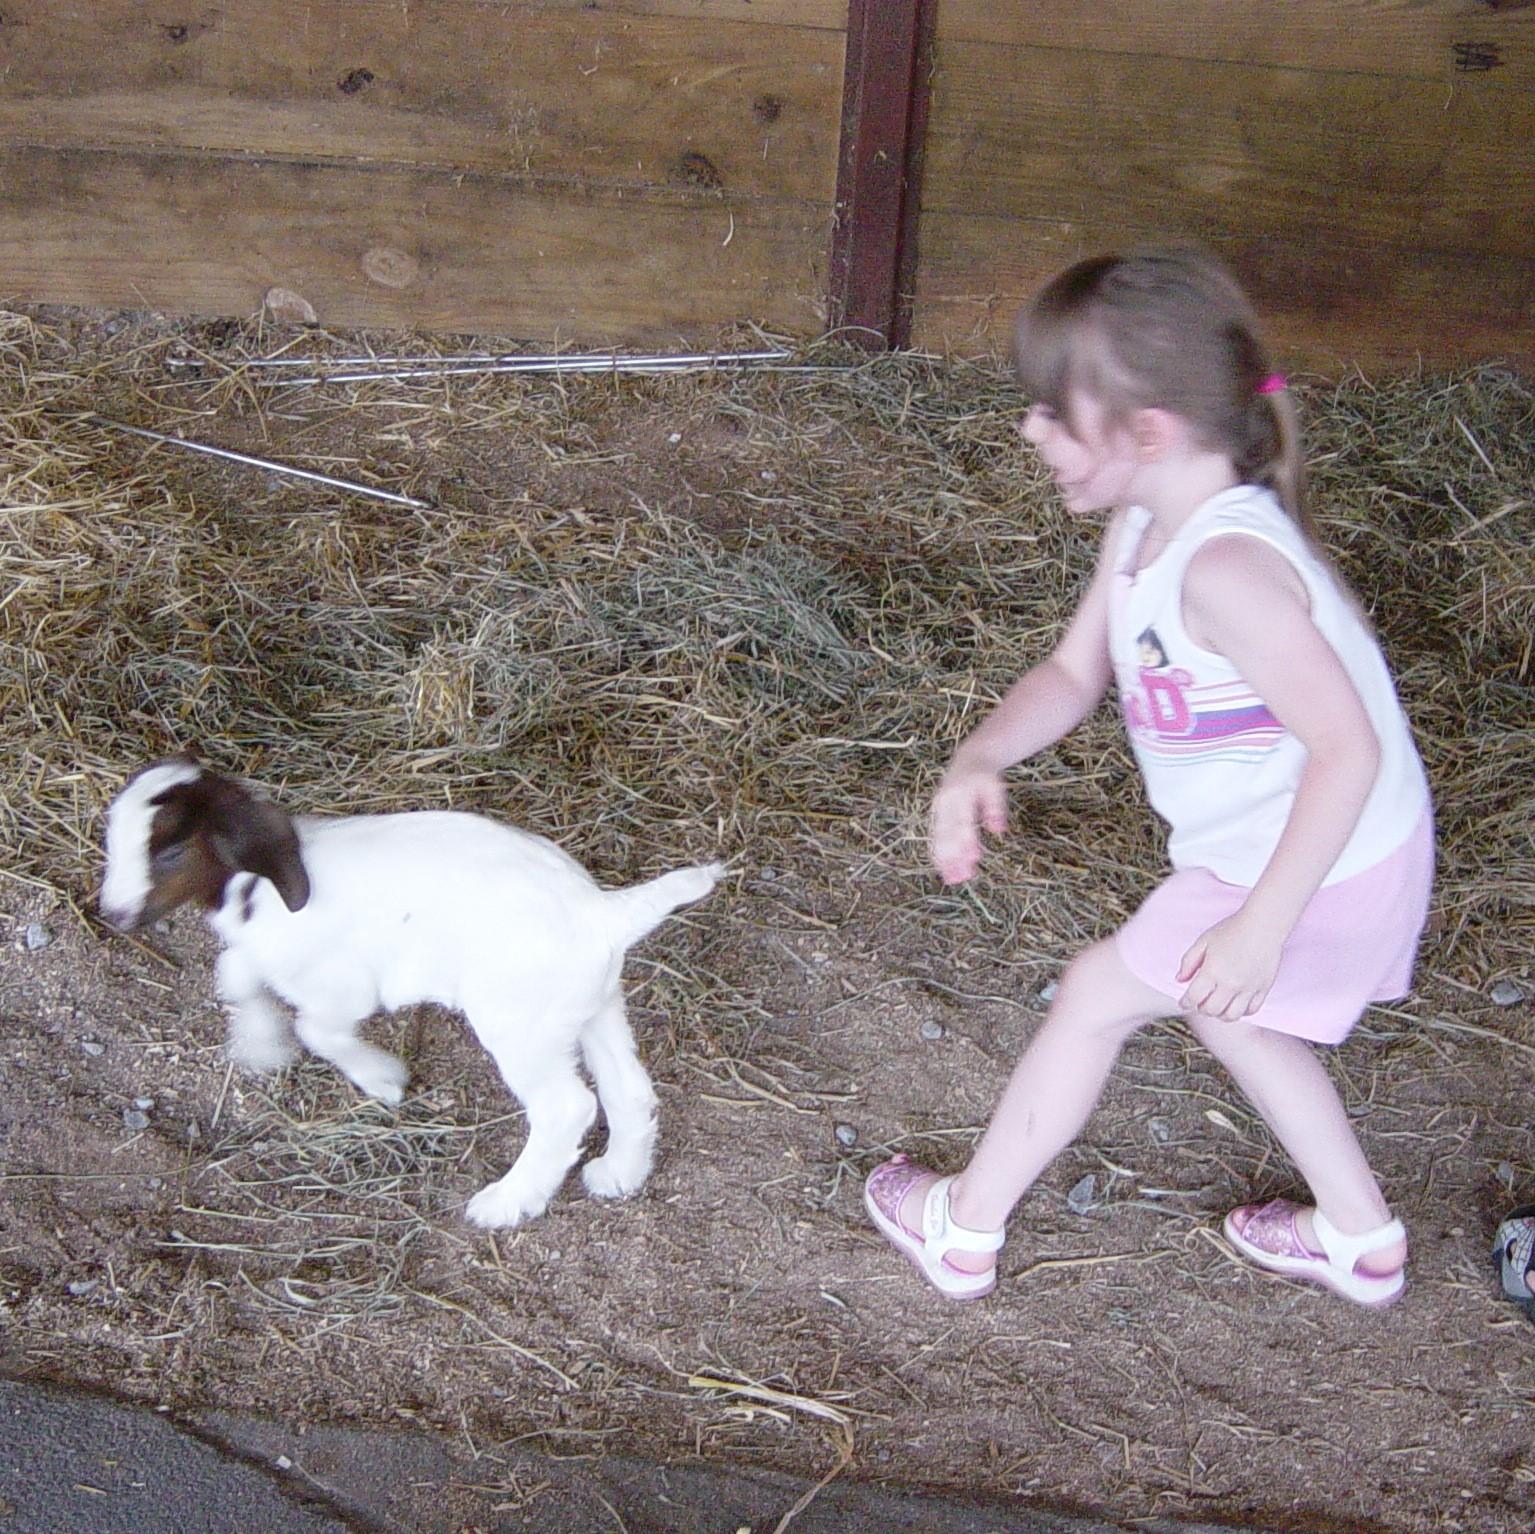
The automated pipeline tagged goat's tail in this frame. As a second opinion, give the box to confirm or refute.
[604,861,724,949]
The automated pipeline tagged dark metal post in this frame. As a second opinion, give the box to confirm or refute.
[828,0,936,350]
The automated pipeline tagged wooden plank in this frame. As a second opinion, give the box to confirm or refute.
[453,0,844,27]
[828,0,935,346]
[0,3,844,204]
[923,42,1535,261]
[0,147,830,342]
[934,0,1535,83]
[911,212,1535,373]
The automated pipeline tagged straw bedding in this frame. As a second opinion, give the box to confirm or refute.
[0,306,1531,1531]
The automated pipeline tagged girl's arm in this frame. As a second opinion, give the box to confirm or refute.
[1176,535,1381,1018]
[931,511,1124,883]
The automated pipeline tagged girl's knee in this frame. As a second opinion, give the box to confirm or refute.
[1058,936,1129,985]
[1190,1010,1287,1065]
[1048,939,1170,1041]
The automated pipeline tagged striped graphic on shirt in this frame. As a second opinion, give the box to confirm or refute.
[1121,671,1284,767]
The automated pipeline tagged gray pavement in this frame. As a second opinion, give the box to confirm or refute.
[0,1378,348,1534]
[2,1374,1245,1533]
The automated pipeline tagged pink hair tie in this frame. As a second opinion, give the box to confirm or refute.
[1255,373,1288,395]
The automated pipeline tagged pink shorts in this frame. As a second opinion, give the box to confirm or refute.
[1115,809,1434,1045]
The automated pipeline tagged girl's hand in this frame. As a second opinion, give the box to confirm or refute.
[929,768,1008,885]
[1176,913,1283,1021]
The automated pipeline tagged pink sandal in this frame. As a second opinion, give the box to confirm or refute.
[863,1154,1003,1300]
[1223,1198,1406,1307]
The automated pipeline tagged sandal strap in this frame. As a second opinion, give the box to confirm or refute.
[867,1155,930,1241]
[921,1176,1005,1268]
[1312,1209,1405,1273]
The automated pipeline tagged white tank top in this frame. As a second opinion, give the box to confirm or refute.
[1109,485,1428,886]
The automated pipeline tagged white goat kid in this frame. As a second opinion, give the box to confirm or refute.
[99,756,722,1229]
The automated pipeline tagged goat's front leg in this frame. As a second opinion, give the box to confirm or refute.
[463,1028,597,1229]
[293,1008,409,1106]
[578,994,658,1201]
[217,947,297,1074]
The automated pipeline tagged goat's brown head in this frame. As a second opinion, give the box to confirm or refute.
[99,755,311,930]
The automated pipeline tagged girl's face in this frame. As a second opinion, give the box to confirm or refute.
[1020,393,1142,515]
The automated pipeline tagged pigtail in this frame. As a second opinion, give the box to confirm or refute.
[1249,385,1314,541]
[1269,388,1311,536]
[1224,307,1315,545]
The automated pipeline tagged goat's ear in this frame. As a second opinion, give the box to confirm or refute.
[206,780,311,913]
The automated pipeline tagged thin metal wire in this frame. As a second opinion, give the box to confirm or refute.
[266,359,816,386]
[168,348,807,387]
[86,415,433,509]
[168,347,793,372]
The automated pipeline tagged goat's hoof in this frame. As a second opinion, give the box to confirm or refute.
[228,1040,298,1074]
[581,1153,649,1201]
[343,1056,409,1106]
[464,1182,549,1230]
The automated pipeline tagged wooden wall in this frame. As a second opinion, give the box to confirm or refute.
[0,1,845,343]
[1,2,1531,371]
[913,2,1535,371]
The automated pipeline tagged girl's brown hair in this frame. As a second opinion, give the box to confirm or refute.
[1013,247,1310,536]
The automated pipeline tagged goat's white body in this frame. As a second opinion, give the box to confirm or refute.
[214,814,622,1023]
[102,766,720,1229]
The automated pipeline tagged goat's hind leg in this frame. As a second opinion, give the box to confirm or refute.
[293,1007,409,1106]
[217,947,297,1074]
[463,1015,597,1229]
[578,994,658,1201]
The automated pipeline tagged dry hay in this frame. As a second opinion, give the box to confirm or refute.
[1,305,1533,1529]
[1,307,1528,1016]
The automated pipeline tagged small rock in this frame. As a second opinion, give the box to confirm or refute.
[759,866,778,882]
[67,1279,99,1297]
[1037,979,1059,1005]
[262,286,317,325]
[1498,1161,1515,1187]
[759,469,777,483]
[667,432,682,445]
[1489,979,1524,1007]
[81,1040,105,1057]
[122,1109,150,1132]
[186,1121,200,1142]
[919,1020,945,1042]
[834,1123,858,1148]
[1066,1173,1097,1214]
[1147,1116,1171,1144]
[274,1455,293,1472]
[133,1097,155,1111]
[147,1177,164,1190]
[23,923,52,951]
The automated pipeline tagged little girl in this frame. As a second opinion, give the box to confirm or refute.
[865,247,1433,1306]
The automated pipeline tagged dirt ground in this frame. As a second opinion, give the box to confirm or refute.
[1,310,1532,1534]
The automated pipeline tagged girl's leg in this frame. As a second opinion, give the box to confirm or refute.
[1190,1014,1405,1276]
[890,939,1177,1273]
